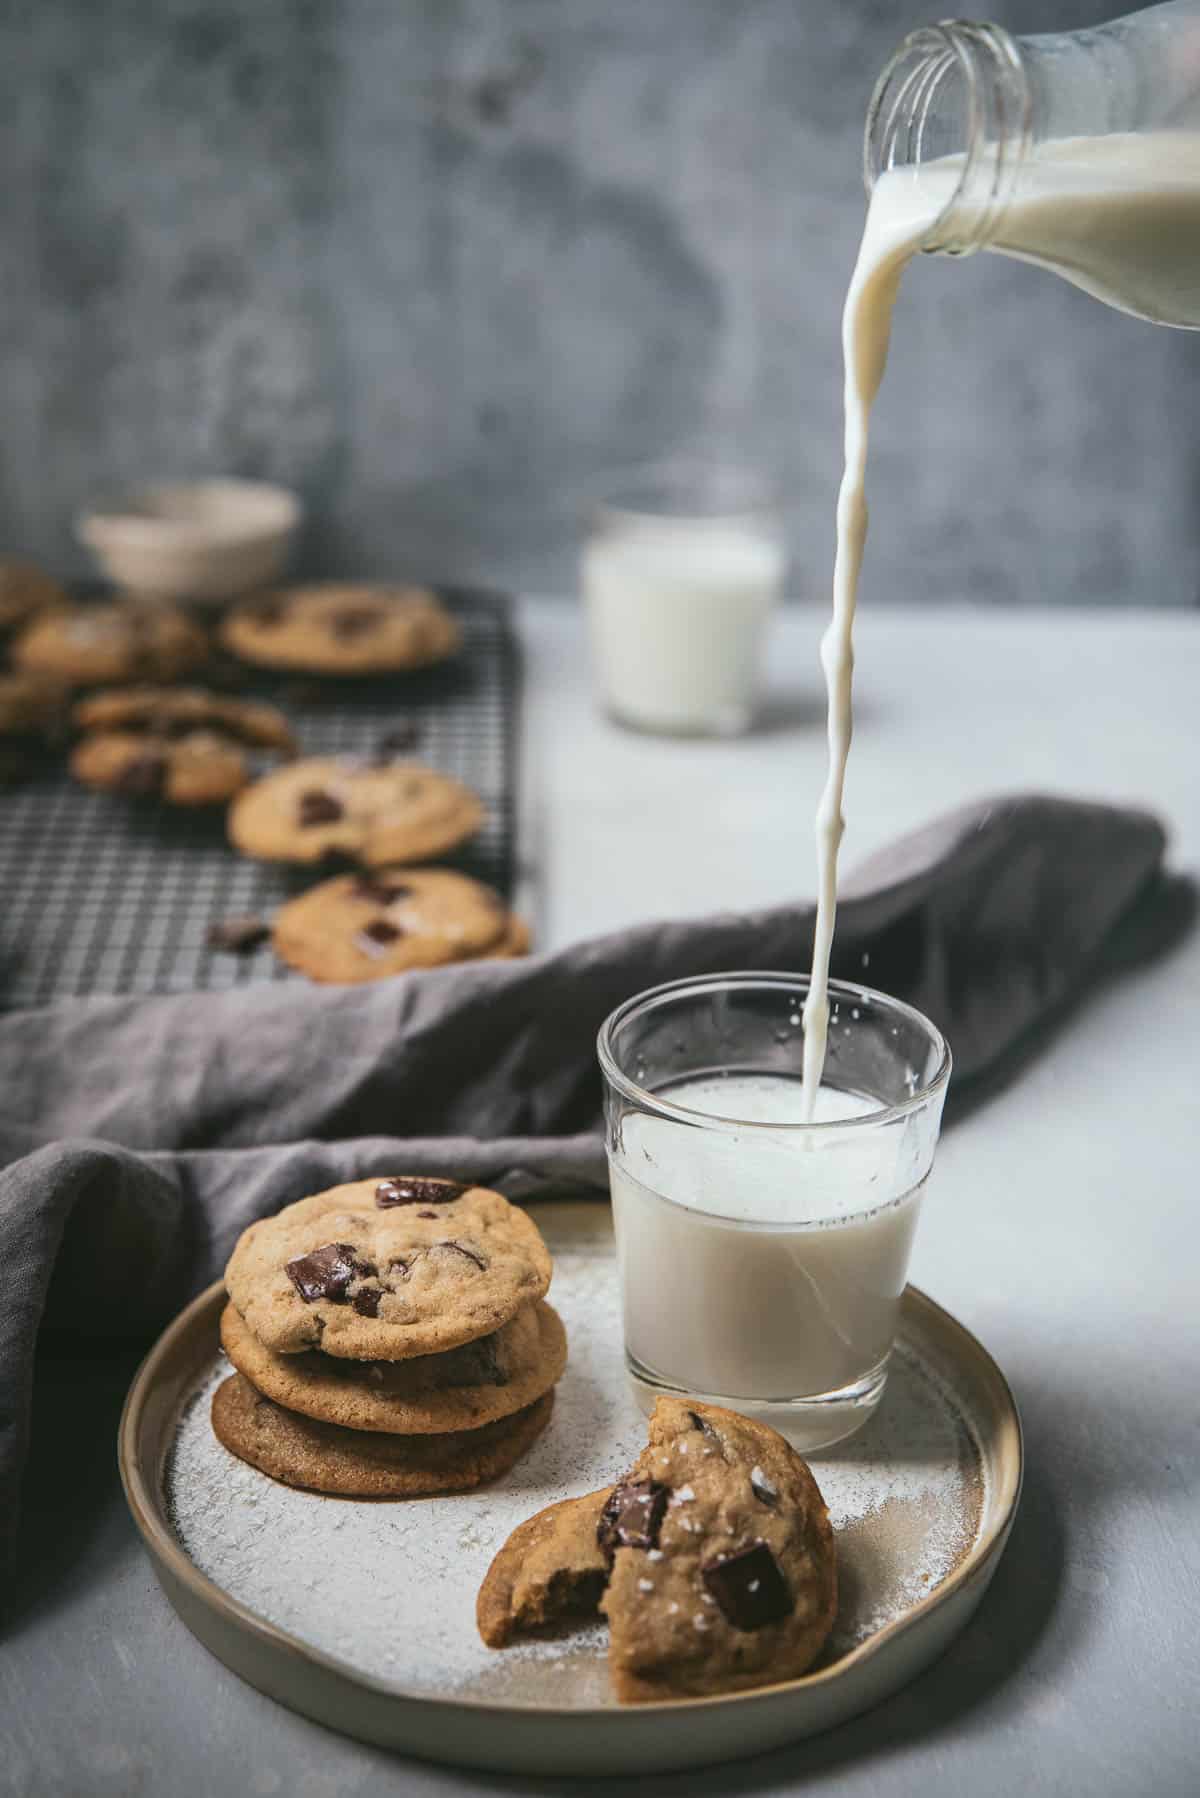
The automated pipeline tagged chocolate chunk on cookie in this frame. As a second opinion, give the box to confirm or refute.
[284,1240,376,1303]
[296,788,344,827]
[477,1488,613,1647]
[220,582,461,675]
[224,1178,553,1360]
[376,1176,468,1208]
[12,600,207,685]
[597,1480,670,1562]
[211,1373,553,1497]
[269,866,525,983]
[228,756,483,866]
[700,1540,793,1631]
[110,748,167,795]
[220,1298,566,1435]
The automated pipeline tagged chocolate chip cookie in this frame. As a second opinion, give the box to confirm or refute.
[220,583,461,675]
[477,1487,612,1647]
[220,1297,566,1434]
[70,727,252,804]
[224,1178,553,1360]
[12,600,208,685]
[476,1397,837,1701]
[73,685,296,753]
[0,561,68,633]
[211,1373,553,1497]
[270,867,523,983]
[227,757,483,866]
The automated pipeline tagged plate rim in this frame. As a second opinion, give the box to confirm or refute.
[118,1263,1023,1724]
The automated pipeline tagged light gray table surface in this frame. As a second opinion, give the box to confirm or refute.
[4,598,1198,1798]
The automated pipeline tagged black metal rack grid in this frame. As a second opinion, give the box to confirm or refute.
[0,589,518,1011]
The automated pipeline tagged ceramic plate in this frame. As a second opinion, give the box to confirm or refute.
[119,1199,1021,1776]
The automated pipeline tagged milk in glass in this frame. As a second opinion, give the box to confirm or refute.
[584,518,784,734]
[610,1075,925,1402]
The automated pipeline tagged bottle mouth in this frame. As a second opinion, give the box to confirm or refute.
[863,20,1031,255]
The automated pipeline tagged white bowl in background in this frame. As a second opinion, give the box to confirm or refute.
[76,479,302,603]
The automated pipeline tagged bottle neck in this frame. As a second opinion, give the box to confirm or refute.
[864,21,1032,256]
[866,3,1200,257]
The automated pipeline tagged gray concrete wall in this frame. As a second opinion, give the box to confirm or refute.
[1,0,1197,605]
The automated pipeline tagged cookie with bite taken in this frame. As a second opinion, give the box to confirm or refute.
[476,1397,837,1701]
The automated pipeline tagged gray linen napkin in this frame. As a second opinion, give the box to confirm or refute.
[0,792,1188,1594]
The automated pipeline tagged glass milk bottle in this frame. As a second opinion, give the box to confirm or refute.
[866,1,1200,326]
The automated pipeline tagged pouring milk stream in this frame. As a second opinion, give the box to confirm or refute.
[801,3,1200,1114]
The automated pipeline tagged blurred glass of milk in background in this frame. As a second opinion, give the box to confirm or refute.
[582,463,786,736]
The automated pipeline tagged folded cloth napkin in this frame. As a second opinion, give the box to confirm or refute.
[0,793,1188,1594]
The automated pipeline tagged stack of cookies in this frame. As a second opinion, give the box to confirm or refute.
[214,1176,565,1497]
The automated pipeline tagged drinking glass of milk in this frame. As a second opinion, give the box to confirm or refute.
[581,463,786,737]
[598,972,950,1451]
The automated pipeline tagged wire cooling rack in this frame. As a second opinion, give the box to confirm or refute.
[0,589,518,1010]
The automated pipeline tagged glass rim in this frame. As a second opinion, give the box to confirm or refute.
[596,969,952,1134]
[581,458,781,530]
